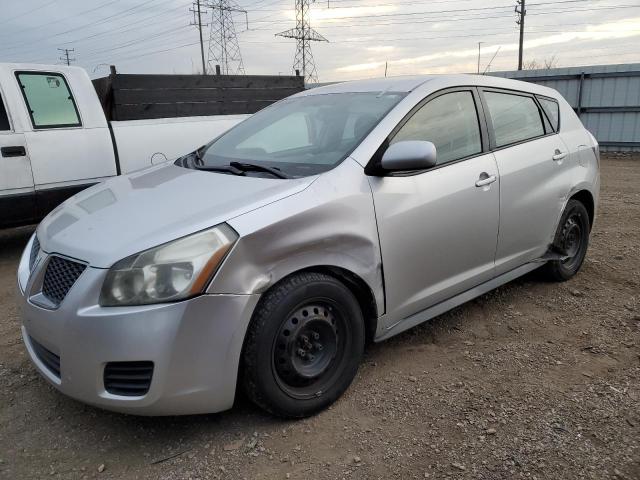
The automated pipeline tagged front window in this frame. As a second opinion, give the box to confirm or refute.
[391,91,482,165]
[198,92,406,177]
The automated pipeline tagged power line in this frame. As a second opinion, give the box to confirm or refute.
[2,0,175,52]
[0,0,57,27]
[246,2,640,26]
[56,2,192,47]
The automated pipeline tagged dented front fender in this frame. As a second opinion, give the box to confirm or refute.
[209,158,385,316]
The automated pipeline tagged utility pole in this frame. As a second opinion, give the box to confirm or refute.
[190,1,208,74]
[515,0,526,70]
[276,0,328,84]
[58,48,75,66]
[477,42,484,74]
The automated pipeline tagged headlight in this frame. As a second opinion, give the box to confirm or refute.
[100,224,237,306]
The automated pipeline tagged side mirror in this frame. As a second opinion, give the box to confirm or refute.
[380,141,437,172]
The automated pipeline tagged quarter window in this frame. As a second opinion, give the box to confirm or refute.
[392,91,482,165]
[484,91,544,147]
[16,72,81,129]
[538,97,560,131]
[0,94,10,131]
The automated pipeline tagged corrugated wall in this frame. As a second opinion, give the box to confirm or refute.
[490,63,640,152]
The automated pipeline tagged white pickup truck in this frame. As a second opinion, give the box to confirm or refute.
[0,63,248,228]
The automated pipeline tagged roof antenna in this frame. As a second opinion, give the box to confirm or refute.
[483,46,501,75]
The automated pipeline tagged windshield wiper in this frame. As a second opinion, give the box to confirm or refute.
[194,164,245,175]
[229,161,291,179]
[193,161,290,179]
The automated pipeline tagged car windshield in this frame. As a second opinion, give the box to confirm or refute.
[198,91,406,177]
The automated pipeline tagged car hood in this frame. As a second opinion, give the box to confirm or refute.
[37,164,316,268]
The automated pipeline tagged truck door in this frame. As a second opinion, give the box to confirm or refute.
[15,71,116,218]
[0,88,36,227]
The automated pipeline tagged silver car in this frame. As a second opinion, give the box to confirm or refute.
[17,74,600,417]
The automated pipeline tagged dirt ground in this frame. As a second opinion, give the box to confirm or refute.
[0,154,638,480]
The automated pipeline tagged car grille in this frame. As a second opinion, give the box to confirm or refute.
[29,236,40,271]
[104,362,154,397]
[42,256,86,306]
[30,336,61,378]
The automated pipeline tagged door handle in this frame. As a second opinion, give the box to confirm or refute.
[552,149,567,161]
[475,173,497,187]
[1,146,27,157]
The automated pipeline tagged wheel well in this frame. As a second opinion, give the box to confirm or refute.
[281,266,379,343]
[569,190,595,229]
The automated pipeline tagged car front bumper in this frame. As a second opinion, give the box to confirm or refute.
[17,238,260,416]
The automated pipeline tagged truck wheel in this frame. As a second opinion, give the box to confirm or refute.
[241,272,365,418]
[544,199,591,282]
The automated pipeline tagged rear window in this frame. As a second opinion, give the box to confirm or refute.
[16,72,81,129]
[484,91,545,147]
[538,96,560,131]
[0,94,9,131]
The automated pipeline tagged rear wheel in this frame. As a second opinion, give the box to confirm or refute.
[543,199,591,281]
[241,272,365,418]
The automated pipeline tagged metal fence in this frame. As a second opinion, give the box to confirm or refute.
[490,63,640,152]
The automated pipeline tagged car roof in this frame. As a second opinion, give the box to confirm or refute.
[296,74,559,99]
[298,76,435,95]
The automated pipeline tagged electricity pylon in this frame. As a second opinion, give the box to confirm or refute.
[206,0,247,75]
[276,0,328,84]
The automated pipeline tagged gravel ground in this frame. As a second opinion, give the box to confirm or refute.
[0,154,638,480]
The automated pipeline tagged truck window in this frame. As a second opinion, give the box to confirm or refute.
[15,72,81,129]
[0,94,10,131]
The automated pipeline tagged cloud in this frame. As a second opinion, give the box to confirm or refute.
[336,17,640,76]
[367,46,395,52]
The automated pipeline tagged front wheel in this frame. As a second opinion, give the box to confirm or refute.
[241,272,365,418]
[543,199,591,281]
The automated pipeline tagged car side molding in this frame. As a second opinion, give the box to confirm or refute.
[375,261,541,342]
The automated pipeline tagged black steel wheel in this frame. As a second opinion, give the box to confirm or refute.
[242,272,365,418]
[544,199,591,281]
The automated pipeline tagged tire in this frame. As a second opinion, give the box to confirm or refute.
[241,272,365,418]
[543,199,591,282]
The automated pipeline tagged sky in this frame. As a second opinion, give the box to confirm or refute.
[1,0,639,82]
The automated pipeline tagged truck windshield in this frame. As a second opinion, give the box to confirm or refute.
[198,92,406,177]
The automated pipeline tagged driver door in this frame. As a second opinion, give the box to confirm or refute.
[0,88,36,227]
[368,88,500,325]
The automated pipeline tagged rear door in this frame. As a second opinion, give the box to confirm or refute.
[0,87,36,227]
[480,88,571,275]
[368,88,500,325]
